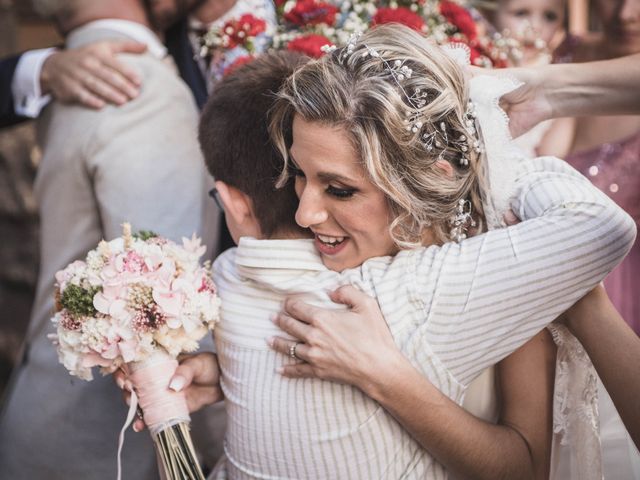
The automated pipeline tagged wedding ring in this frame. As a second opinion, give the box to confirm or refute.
[289,342,300,360]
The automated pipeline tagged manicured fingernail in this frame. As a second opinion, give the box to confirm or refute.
[266,337,275,347]
[125,396,131,406]
[270,313,278,323]
[169,376,185,392]
[116,377,125,389]
[124,380,133,392]
[133,423,141,433]
[275,366,284,374]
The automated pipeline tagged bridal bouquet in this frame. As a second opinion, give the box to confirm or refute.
[50,223,220,480]
[200,0,520,70]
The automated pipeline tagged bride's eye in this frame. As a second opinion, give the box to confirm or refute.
[289,164,305,177]
[326,185,356,198]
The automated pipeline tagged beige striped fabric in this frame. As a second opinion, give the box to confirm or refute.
[211,157,636,479]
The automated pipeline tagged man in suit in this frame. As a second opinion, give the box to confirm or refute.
[1,0,232,125]
[0,0,224,477]
[1,1,240,250]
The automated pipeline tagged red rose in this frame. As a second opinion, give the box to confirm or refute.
[284,0,339,26]
[439,1,477,41]
[287,34,332,58]
[223,55,255,76]
[222,14,267,49]
[372,7,425,32]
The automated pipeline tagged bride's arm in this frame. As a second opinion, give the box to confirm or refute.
[271,287,554,480]
[563,286,640,449]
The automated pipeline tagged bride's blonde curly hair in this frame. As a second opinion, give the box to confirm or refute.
[270,24,486,247]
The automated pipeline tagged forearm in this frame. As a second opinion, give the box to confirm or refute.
[543,55,640,119]
[364,358,534,480]
[565,291,640,448]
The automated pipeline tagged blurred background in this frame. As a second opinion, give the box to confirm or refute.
[0,0,600,396]
[0,1,60,397]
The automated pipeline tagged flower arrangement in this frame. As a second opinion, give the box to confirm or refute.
[275,0,517,64]
[50,223,220,480]
[200,0,520,67]
[200,12,273,77]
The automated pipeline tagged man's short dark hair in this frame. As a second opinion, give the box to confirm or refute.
[199,51,308,238]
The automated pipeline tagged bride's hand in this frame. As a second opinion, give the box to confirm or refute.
[269,286,407,395]
[114,352,224,432]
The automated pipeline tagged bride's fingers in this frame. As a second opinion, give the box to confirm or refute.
[268,336,311,362]
[282,298,326,326]
[133,417,146,433]
[329,285,377,312]
[272,311,313,340]
[278,362,316,379]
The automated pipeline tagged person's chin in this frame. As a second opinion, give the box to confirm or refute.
[317,240,360,272]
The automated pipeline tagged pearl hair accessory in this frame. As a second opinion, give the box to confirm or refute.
[450,199,476,242]
[339,32,484,168]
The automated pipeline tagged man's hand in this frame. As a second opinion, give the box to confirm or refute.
[41,41,146,109]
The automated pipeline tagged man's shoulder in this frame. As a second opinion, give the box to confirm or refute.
[117,52,197,110]
[213,247,238,274]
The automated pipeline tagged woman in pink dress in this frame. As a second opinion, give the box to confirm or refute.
[550,0,640,334]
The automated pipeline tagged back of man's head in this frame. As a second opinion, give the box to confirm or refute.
[199,51,308,239]
[32,0,148,34]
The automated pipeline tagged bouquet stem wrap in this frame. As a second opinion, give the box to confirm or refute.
[118,351,205,480]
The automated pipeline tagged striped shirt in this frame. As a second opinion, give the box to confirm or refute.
[211,157,636,479]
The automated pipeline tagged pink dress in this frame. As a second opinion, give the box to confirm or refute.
[565,133,640,334]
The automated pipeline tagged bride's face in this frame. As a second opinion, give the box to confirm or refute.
[289,116,398,272]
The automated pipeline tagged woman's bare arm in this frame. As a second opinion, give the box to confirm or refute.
[563,286,640,449]
[489,53,640,137]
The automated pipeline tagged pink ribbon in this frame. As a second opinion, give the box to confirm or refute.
[129,356,190,432]
[116,352,190,480]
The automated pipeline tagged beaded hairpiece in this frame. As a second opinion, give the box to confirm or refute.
[339,33,483,167]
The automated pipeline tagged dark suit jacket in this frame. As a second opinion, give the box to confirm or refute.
[0,54,28,128]
[165,19,209,110]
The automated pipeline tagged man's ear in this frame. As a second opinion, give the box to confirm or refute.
[215,181,255,225]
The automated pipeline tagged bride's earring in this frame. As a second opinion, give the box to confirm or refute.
[450,199,476,242]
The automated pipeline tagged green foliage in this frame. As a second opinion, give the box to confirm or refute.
[60,284,101,317]
[133,230,159,241]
